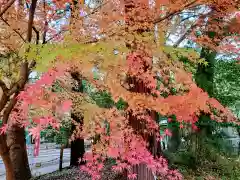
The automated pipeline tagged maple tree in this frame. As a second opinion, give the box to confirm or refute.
[0,0,76,179]
[0,0,239,180]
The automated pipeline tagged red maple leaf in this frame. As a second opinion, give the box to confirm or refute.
[61,100,72,112]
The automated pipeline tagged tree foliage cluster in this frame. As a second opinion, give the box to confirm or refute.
[0,0,239,180]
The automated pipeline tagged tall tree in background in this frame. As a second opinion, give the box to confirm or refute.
[68,0,86,167]
[194,6,240,158]
[168,2,240,154]
[70,72,85,166]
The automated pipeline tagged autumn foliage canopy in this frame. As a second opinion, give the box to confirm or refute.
[0,0,239,179]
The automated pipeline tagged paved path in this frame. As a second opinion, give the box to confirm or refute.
[0,145,70,180]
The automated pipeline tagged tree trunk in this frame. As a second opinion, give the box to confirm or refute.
[237,128,240,156]
[70,113,85,166]
[70,137,85,166]
[124,0,159,158]
[70,70,85,167]
[6,126,31,180]
[1,152,14,180]
[59,145,64,171]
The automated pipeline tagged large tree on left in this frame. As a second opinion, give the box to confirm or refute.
[0,1,38,179]
[0,0,70,179]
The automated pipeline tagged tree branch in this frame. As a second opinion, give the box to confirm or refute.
[25,1,40,44]
[0,134,9,156]
[165,14,199,43]
[154,0,198,24]
[0,93,8,116]
[0,80,9,93]
[0,0,16,17]
[28,60,36,70]
[0,56,30,125]
[42,0,48,44]
[32,26,39,44]
[43,29,67,44]
[0,0,40,44]
[44,1,109,44]
[0,0,37,126]
[173,23,198,47]
[173,11,213,47]
[0,17,26,42]
[179,14,199,24]
[7,62,29,97]
[27,0,38,43]
[2,93,18,124]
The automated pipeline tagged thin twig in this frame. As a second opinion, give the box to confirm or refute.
[45,1,109,44]
[42,0,48,44]
[0,17,26,42]
[0,0,16,17]
[154,0,199,24]
[173,11,213,47]
[173,23,198,47]
[32,26,39,44]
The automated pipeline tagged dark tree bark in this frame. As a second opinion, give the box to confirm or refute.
[0,126,31,180]
[59,145,64,171]
[70,71,85,167]
[1,151,14,180]
[70,113,85,166]
[0,64,32,180]
[237,128,240,156]
[6,126,31,180]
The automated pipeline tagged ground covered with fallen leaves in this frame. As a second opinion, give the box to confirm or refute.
[31,166,127,180]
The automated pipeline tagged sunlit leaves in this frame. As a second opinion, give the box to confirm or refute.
[163,46,201,63]
[198,58,209,66]
[20,40,128,73]
[0,53,22,82]
[2,0,239,179]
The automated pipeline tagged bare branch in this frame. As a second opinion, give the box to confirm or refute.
[173,11,213,47]
[0,80,9,93]
[179,14,199,24]
[28,60,36,69]
[45,1,109,44]
[0,0,16,17]
[173,23,198,47]
[84,1,109,18]
[32,26,39,44]
[42,0,48,44]
[43,29,67,44]
[0,94,9,118]
[2,93,18,124]
[0,0,39,44]
[0,17,26,42]
[27,0,38,42]
[154,0,199,24]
